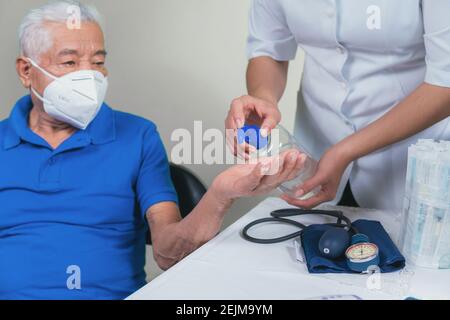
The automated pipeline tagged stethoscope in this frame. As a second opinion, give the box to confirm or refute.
[242,208,380,273]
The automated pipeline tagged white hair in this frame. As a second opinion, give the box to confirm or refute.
[19,0,104,62]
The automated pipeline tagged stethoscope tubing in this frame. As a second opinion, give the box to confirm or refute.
[242,208,359,244]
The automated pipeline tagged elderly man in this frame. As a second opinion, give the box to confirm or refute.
[0,1,304,300]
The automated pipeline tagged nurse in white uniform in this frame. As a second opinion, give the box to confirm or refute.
[226,0,450,211]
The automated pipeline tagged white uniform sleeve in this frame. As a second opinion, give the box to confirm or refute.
[422,0,450,87]
[247,0,298,61]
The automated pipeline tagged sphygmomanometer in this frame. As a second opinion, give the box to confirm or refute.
[242,208,380,273]
[237,124,405,274]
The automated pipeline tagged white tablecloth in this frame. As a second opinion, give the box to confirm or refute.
[128,197,450,300]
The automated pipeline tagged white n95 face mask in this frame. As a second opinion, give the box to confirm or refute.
[28,58,108,130]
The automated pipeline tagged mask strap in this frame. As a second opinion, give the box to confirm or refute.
[27,58,58,81]
[30,86,50,104]
[27,58,57,104]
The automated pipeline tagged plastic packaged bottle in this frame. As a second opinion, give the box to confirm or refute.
[237,124,320,200]
[400,139,450,269]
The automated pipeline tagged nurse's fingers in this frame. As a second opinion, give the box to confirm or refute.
[280,192,330,210]
[236,143,256,161]
[225,129,239,157]
[227,95,281,132]
[228,97,247,129]
[226,128,253,160]
[228,140,256,161]
[293,173,324,198]
[260,109,281,137]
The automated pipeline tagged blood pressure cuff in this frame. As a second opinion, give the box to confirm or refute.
[300,219,405,274]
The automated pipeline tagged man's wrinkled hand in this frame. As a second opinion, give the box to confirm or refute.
[211,149,306,204]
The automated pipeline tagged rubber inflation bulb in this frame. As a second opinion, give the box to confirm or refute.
[318,228,351,259]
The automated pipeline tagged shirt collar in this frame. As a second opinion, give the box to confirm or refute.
[86,100,116,145]
[3,95,116,150]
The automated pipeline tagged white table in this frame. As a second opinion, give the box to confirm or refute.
[128,197,450,300]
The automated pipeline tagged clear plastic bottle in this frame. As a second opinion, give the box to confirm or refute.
[237,124,320,200]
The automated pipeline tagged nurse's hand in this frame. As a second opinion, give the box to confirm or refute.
[280,146,352,209]
[211,149,304,203]
[225,95,281,157]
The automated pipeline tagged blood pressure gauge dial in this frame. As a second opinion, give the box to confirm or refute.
[345,234,380,273]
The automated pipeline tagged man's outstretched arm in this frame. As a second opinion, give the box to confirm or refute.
[147,150,304,270]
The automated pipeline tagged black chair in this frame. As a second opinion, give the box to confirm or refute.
[146,163,207,245]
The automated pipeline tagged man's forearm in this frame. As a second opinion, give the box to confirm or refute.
[337,82,450,163]
[151,189,233,270]
[247,56,289,104]
[177,187,233,245]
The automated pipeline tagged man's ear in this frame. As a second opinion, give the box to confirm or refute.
[16,56,32,89]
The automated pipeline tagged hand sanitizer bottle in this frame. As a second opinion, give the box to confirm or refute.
[237,124,320,200]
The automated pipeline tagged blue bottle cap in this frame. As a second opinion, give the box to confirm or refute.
[237,125,269,150]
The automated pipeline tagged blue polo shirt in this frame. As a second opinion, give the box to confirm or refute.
[0,95,178,300]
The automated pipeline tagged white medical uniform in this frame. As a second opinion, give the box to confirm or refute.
[247,0,450,210]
